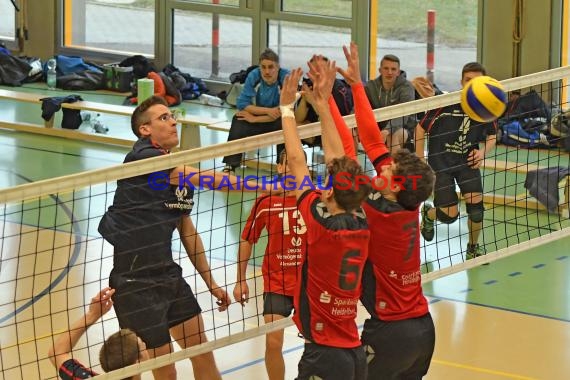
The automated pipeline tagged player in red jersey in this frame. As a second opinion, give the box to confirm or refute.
[233,148,307,380]
[280,58,371,380]
[335,42,436,379]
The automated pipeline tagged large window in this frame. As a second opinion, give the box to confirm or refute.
[281,0,352,18]
[63,0,154,56]
[0,1,16,41]
[173,9,252,81]
[374,0,477,91]
[268,20,351,71]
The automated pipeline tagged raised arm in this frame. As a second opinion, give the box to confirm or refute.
[48,288,115,371]
[280,68,310,200]
[307,56,345,161]
[328,95,356,160]
[337,42,390,170]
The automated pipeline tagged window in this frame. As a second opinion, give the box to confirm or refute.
[0,1,16,41]
[63,0,154,56]
[374,0,477,91]
[281,0,352,19]
[268,20,351,72]
[179,0,239,5]
[173,9,252,80]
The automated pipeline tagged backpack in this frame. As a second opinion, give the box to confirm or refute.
[499,120,549,148]
[229,65,259,84]
[0,53,31,86]
[501,89,551,122]
[331,78,353,116]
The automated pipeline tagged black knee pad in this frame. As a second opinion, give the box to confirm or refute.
[436,207,459,224]
[466,201,485,223]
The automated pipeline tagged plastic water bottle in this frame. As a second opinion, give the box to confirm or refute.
[199,94,224,106]
[46,58,57,90]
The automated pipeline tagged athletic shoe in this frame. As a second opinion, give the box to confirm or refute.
[420,202,435,241]
[466,243,485,260]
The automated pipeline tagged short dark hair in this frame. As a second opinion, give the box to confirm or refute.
[461,62,486,78]
[329,156,371,212]
[381,54,400,67]
[130,95,169,137]
[99,329,140,377]
[392,149,435,210]
[259,48,279,64]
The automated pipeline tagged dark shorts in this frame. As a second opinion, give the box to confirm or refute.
[433,167,483,207]
[109,264,201,349]
[296,343,367,380]
[361,313,435,380]
[263,292,294,317]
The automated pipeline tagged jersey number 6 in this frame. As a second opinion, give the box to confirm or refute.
[339,249,362,291]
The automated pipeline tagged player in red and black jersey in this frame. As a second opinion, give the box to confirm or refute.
[415,62,497,260]
[280,58,371,380]
[337,42,436,379]
[233,148,307,380]
[48,288,149,380]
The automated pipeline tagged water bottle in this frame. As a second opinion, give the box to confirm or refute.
[46,58,57,90]
[199,94,223,106]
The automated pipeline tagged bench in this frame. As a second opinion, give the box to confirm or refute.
[0,88,224,150]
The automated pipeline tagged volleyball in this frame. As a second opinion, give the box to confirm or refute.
[460,75,507,122]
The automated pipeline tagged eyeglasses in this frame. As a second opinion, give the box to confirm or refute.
[154,113,178,122]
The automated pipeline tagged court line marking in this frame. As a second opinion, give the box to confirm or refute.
[424,294,570,323]
[0,172,84,325]
[431,359,537,379]
[220,320,535,380]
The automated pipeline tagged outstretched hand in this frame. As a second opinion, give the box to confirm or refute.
[280,68,303,107]
[307,55,337,107]
[337,41,361,86]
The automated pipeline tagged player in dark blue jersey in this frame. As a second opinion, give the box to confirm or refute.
[415,63,497,259]
[98,96,263,379]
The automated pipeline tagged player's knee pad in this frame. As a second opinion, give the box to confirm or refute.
[466,201,485,223]
[436,208,459,224]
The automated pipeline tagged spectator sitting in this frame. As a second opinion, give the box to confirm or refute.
[364,54,416,154]
[222,48,289,173]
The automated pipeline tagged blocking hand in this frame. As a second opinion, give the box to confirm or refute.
[280,68,303,106]
[307,56,337,107]
[337,41,362,86]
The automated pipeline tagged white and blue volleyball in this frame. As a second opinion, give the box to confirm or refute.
[460,75,507,122]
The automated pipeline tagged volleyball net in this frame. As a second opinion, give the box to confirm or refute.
[0,66,569,379]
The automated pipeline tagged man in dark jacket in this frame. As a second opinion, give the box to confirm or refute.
[364,54,416,154]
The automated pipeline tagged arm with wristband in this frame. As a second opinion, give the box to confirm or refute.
[280,68,310,200]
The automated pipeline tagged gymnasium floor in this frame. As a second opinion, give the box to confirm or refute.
[0,110,569,379]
